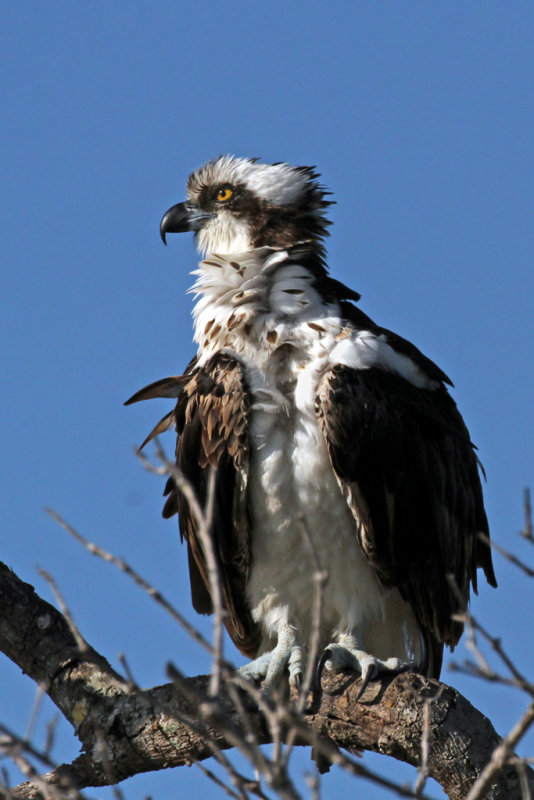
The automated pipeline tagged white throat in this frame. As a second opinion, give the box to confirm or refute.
[195,213,253,256]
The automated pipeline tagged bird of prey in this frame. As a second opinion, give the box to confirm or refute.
[126,156,496,695]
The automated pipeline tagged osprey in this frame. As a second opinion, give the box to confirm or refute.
[127,156,496,694]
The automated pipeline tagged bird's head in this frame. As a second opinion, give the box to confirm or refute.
[160,156,332,256]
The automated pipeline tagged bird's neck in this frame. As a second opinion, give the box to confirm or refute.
[190,248,333,366]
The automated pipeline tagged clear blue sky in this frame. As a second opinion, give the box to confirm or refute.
[2,3,533,798]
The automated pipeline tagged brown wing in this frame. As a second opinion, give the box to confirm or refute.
[316,365,496,677]
[155,352,260,658]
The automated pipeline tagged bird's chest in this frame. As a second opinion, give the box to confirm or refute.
[193,250,352,544]
[245,354,378,639]
[248,354,327,513]
[246,351,358,575]
[192,253,382,636]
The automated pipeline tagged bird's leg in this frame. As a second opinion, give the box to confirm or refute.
[237,625,303,698]
[317,632,409,700]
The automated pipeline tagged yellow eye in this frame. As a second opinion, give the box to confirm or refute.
[216,186,233,202]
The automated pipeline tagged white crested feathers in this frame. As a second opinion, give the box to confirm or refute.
[188,155,312,208]
[185,155,327,256]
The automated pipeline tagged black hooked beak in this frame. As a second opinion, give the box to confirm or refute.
[160,202,215,245]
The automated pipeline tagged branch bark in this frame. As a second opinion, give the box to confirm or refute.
[1,561,531,800]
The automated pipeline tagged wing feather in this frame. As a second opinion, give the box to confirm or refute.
[138,410,176,451]
[316,365,496,674]
[169,352,260,657]
[124,375,190,404]
[127,352,260,657]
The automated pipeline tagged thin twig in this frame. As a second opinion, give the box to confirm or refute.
[521,488,533,542]
[38,569,87,654]
[203,465,225,697]
[0,725,56,770]
[165,663,281,796]
[295,515,328,714]
[479,533,534,578]
[23,686,45,747]
[117,653,139,691]
[0,725,89,799]
[44,714,59,759]
[194,761,244,799]
[414,698,431,796]
[141,441,229,695]
[466,703,534,800]
[453,609,534,696]
[220,676,273,779]
[305,771,320,800]
[516,758,532,800]
[45,507,215,657]
[0,768,14,800]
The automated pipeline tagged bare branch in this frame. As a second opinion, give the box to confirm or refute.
[4,560,529,798]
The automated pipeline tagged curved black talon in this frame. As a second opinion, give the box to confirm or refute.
[314,648,333,693]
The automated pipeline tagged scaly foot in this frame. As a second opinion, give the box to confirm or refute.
[317,634,410,700]
[237,626,303,698]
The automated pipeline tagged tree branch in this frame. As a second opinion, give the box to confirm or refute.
[1,561,532,799]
